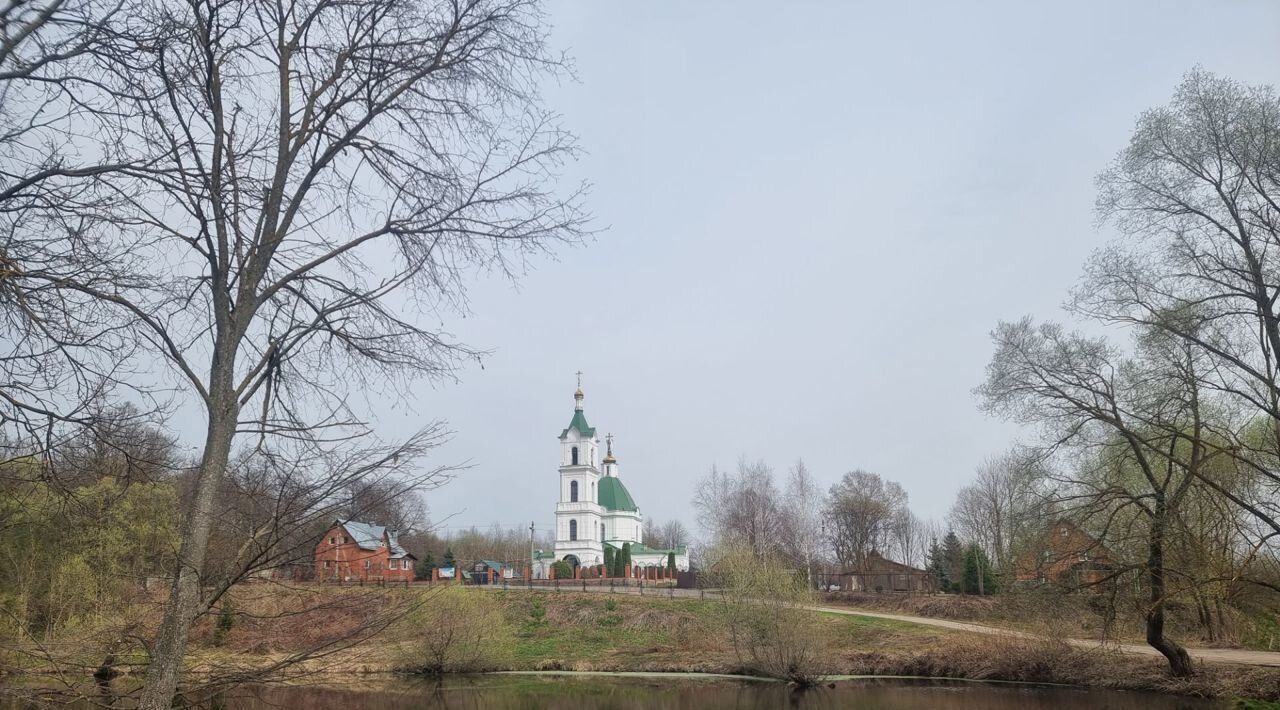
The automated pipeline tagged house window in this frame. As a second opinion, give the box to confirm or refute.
[329,537,336,545]
[569,519,578,541]
[570,480,579,502]
[601,523,605,540]
[324,560,332,568]
[364,560,371,569]
[343,536,350,544]
[571,446,579,465]
[404,560,412,570]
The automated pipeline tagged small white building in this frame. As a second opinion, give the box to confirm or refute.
[541,379,689,575]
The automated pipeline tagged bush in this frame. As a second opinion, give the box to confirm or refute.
[551,560,573,580]
[399,586,511,674]
[211,600,235,647]
[705,543,828,685]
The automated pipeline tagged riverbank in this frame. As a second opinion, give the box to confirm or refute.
[188,587,1279,700]
[4,586,1280,702]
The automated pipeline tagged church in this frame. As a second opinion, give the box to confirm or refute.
[532,379,690,576]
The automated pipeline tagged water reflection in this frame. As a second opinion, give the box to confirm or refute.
[1,675,1229,709]
[216,675,1226,710]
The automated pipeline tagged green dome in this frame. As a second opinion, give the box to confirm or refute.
[598,476,637,512]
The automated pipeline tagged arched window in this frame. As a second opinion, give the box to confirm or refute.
[591,481,595,501]
[571,447,579,465]
[570,480,578,502]
[569,519,578,541]
[601,523,606,541]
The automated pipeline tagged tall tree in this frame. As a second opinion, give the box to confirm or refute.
[0,0,159,453]
[949,448,1048,573]
[4,1,589,705]
[693,459,786,557]
[825,469,907,572]
[979,318,1207,677]
[782,459,824,573]
[1082,68,1280,536]
[939,531,964,592]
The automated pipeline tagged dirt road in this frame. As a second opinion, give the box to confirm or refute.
[808,605,1280,668]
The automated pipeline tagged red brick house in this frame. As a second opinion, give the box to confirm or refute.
[1015,519,1116,588]
[314,520,416,582]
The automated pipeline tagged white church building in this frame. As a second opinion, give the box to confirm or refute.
[532,380,689,576]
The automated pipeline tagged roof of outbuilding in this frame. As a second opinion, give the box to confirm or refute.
[598,476,637,512]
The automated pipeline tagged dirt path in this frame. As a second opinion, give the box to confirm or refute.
[808,605,1280,668]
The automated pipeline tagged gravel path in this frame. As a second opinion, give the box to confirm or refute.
[807,605,1280,668]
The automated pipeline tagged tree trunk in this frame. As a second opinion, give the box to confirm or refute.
[138,365,239,709]
[1146,512,1194,678]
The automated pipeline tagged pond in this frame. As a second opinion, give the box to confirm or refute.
[1,674,1231,709]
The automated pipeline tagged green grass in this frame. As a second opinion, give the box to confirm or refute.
[483,591,955,670]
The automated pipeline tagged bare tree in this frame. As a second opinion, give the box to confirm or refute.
[949,448,1048,573]
[0,0,159,453]
[693,459,786,557]
[1081,68,1280,536]
[781,459,823,576]
[978,317,1214,677]
[825,469,907,572]
[643,518,689,550]
[1,0,588,705]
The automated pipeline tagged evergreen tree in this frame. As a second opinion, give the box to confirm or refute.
[621,542,632,577]
[925,537,945,590]
[941,531,964,592]
[551,559,573,580]
[414,554,437,580]
[604,546,615,576]
[443,548,456,569]
[667,551,676,573]
[961,543,996,595]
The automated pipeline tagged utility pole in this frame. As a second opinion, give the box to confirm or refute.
[529,521,536,579]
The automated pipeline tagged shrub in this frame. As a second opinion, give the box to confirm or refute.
[551,560,573,580]
[705,543,828,685]
[211,600,235,647]
[399,586,511,674]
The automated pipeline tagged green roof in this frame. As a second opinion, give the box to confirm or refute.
[559,409,597,439]
[598,476,637,512]
[630,542,687,556]
[604,541,687,556]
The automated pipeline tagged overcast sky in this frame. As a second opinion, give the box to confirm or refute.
[370,1,1280,540]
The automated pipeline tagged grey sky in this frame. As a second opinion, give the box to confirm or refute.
[374,1,1280,538]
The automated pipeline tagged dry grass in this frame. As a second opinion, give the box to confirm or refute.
[7,584,1280,702]
[841,632,1280,700]
[822,589,1280,652]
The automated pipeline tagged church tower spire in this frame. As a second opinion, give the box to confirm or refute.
[603,433,618,477]
[574,370,584,411]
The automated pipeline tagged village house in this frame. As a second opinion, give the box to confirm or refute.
[1015,519,1116,588]
[825,551,936,593]
[314,520,416,582]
